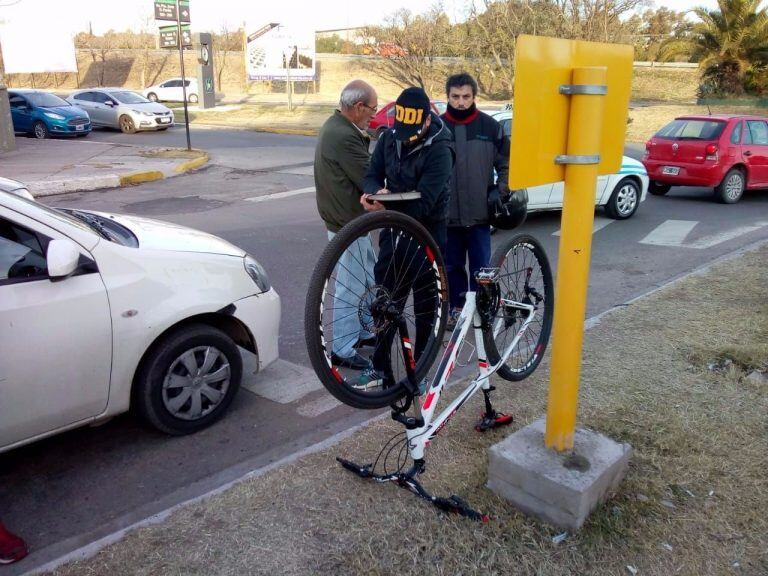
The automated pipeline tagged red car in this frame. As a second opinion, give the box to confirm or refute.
[367,100,447,139]
[643,114,768,204]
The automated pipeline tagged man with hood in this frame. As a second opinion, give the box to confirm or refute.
[359,87,454,390]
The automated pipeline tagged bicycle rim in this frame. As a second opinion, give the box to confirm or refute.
[305,212,448,409]
[483,234,553,381]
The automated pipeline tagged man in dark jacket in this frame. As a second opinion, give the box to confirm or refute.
[359,87,454,389]
[314,80,379,370]
[441,72,509,325]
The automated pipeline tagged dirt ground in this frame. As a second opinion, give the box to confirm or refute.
[46,242,768,575]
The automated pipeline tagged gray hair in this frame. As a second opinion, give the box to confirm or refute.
[339,80,374,111]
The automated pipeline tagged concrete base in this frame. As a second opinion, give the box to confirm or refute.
[487,418,631,530]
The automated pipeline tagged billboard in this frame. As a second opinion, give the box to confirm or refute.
[0,23,77,74]
[246,23,315,82]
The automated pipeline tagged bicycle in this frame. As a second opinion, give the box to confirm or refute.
[305,210,553,519]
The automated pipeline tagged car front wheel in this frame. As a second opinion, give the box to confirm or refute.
[134,324,243,435]
[189,93,198,103]
[32,121,49,139]
[604,177,640,219]
[714,168,745,204]
[119,115,137,134]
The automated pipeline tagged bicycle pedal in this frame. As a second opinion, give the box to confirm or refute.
[475,411,514,432]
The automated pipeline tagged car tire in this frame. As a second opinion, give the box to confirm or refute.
[119,115,136,134]
[648,181,671,196]
[189,93,198,104]
[134,324,243,435]
[604,177,640,219]
[76,133,89,138]
[714,168,745,204]
[147,92,158,102]
[32,121,49,139]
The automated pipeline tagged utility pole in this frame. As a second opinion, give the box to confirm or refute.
[176,0,191,151]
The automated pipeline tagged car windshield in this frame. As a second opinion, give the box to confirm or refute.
[655,119,726,141]
[111,91,150,104]
[26,93,70,108]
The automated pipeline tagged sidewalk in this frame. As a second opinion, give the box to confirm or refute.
[0,139,208,197]
[28,243,767,576]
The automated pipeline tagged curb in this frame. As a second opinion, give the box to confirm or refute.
[26,151,210,197]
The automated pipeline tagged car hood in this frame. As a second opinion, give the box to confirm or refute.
[43,105,88,119]
[124,102,171,113]
[90,211,246,256]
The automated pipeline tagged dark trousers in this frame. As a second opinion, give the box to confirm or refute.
[372,221,446,373]
[446,224,491,311]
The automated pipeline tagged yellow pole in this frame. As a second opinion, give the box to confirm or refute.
[545,66,607,451]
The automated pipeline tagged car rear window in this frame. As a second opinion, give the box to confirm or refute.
[655,119,726,140]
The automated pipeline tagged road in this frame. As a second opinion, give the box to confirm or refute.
[2,126,767,574]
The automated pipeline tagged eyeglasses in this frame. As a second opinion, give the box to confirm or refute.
[359,102,378,113]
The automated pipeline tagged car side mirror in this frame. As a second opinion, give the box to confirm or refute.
[47,239,81,280]
[105,101,115,107]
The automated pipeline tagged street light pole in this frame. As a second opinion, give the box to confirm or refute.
[176,0,191,151]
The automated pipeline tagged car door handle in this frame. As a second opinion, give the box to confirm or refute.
[744,151,752,156]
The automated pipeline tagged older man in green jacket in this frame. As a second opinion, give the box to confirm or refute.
[314,79,379,370]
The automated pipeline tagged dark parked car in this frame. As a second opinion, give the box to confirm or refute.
[642,114,768,203]
[8,90,91,139]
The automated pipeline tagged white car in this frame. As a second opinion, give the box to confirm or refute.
[143,78,199,104]
[492,110,649,219]
[0,176,33,200]
[0,190,280,453]
[67,88,175,133]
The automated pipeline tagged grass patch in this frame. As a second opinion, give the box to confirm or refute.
[49,246,768,576]
[173,104,334,135]
[137,148,206,159]
[632,67,699,103]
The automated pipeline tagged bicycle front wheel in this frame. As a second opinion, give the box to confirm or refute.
[305,211,448,409]
[482,234,554,381]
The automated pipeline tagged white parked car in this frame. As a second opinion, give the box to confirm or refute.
[143,78,199,104]
[0,176,33,200]
[67,88,175,133]
[492,110,649,219]
[0,190,280,453]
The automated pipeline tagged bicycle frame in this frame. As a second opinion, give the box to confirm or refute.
[405,288,536,460]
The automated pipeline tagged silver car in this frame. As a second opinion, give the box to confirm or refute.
[67,88,175,134]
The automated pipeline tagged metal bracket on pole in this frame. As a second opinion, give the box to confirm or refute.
[555,154,600,165]
[559,84,607,96]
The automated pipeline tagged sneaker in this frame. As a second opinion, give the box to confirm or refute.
[331,352,371,371]
[446,308,462,332]
[352,367,385,390]
[0,522,28,565]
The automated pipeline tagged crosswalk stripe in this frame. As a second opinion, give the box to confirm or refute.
[296,396,342,418]
[639,220,698,247]
[552,216,614,237]
[687,221,768,249]
[244,187,315,203]
[241,359,321,403]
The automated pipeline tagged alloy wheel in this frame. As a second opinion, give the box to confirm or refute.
[616,183,638,216]
[725,173,744,201]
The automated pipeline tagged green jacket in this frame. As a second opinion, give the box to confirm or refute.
[314,110,371,232]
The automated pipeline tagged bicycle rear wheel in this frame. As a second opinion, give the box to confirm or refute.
[482,234,553,381]
[305,211,448,409]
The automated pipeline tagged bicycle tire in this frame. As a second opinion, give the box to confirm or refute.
[482,233,553,381]
[305,211,448,409]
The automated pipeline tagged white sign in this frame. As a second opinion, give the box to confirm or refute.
[0,23,77,74]
[246,23,315,82]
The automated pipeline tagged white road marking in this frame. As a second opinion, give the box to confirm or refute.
[552,216,615,236]
[296,395,342,418]
[639,220,698,247]
[244,186,315,203]
[241,359,321,403]
[688,221,768,249]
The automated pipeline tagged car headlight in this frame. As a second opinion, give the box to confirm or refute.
[131,109,154,116]
[44,112,65,120]
[244,255,270,292]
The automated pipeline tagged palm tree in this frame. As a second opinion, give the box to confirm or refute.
[659,0,768,96]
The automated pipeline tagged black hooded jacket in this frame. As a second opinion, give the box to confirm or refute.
[362,113,454,231]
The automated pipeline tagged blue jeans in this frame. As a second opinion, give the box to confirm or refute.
[328,230,376,358]
[446,225,491,311]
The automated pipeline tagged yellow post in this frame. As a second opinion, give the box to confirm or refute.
[545,66,607,451]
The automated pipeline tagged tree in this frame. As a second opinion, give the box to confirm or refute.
[634,7,688,61]
[212,26,243,92]
[659,0,768,96]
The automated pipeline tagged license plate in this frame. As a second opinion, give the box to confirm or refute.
[75,125,84,131]
[662,166,679,175]
[157,117,170,124]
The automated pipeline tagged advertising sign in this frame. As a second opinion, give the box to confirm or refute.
[0,24,77,74]
[246,23,315,81]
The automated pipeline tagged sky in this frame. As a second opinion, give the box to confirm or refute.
[0,0,726,37]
